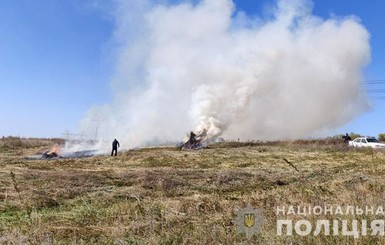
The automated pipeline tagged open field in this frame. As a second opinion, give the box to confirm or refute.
[1,137,385,244]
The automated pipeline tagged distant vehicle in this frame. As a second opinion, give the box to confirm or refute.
[349,137,385,149]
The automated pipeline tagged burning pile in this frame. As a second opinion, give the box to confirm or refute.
[42,145,62,159]
[180,129,208,150]
[26,143,100,160]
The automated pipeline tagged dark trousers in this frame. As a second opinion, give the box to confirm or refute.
[111,147,118,156]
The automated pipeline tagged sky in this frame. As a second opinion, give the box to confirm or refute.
[0,0,384,139]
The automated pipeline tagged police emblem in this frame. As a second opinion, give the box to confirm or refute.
[234,204,264,240]
[244,213,255,228]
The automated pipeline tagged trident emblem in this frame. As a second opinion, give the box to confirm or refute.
[234,204,264,240]
[244,213,255,228]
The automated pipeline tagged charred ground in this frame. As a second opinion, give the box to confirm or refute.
[1,137,385,244]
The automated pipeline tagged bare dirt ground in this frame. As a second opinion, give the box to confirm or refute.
[1,137,385,244]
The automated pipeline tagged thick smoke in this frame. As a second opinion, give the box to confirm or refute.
[80,0,370,149]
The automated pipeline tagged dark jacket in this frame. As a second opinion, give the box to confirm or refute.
[112,139,120,149]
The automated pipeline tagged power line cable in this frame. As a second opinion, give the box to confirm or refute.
[361,79,385,84]
[368,97,385,100]
[361,89,385,93]
[359,80,385,101]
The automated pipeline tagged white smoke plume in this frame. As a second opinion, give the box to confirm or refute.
[80,0,370,149]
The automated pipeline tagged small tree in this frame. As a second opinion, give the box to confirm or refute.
[349,132,361,140]
[378,133,385,142]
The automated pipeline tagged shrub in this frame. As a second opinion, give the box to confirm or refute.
[379,133,385,142]
[349,132,361,140]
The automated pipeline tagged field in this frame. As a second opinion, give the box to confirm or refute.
[1,137,385,244]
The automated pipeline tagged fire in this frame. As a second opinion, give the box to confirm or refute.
[180,129,208,150]
[49,145,60,155]
[41,144,61,159]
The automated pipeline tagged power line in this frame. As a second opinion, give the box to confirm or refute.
[361,79,385,82]
[360,89,385,93]
[361,79,385,84]
[368,97,385,100]
[358,80,385,101]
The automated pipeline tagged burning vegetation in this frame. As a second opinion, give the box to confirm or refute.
[26,142,99,160]
[42,145,62,159]
[179,129,211,150]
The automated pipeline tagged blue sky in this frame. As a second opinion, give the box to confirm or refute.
[0,0,384,138]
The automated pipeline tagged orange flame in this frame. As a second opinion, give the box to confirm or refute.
[49,145,60,155]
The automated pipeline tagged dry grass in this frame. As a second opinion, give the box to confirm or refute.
[0,137,64,157]
[1,139,385,244]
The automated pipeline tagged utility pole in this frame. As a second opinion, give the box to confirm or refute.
[91,118,105,140]
[62,130,70,140]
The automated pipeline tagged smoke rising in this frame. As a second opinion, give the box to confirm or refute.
[80,0,370,149]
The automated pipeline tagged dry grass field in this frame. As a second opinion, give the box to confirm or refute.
[1,137,385,244]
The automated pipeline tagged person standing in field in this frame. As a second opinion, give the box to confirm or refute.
[342,133,351,144]
[111,139,120,156]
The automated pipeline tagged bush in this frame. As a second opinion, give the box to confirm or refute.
[379,133,385,142]
[349,132,361,140]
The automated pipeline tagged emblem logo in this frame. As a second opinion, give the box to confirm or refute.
[244,213,255,228]
[234,204,264,240]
